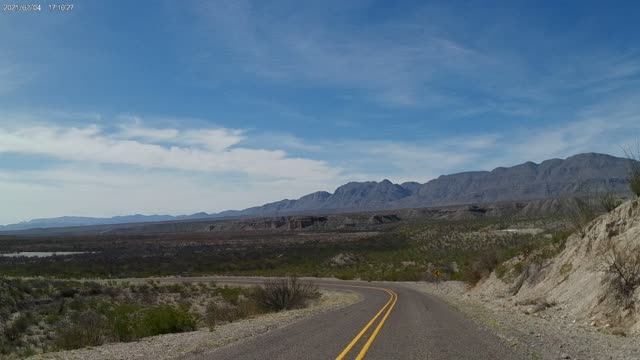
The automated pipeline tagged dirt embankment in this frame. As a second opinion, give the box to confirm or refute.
[476,199,640,335]
[409,199,640,359]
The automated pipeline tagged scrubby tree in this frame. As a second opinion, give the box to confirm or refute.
[564,197,597,237]
[251,276,320,311]
[599,191,622,212]
[601,240,640,309]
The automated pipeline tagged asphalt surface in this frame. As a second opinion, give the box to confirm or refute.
[174,278,522,360]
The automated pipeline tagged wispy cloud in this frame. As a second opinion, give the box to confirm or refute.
[0,61,35,95]
[182,0,495,107]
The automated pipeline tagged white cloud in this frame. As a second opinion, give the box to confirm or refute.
[0,122,340,182]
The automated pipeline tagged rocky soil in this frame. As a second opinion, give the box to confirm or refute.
[408,280,640,360]
[29,290,361,360]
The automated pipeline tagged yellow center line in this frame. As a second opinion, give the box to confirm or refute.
[335,287,397,360]
[354,289,398,360]
[334,288,394,360]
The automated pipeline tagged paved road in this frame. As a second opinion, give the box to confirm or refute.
[173,278,521,360]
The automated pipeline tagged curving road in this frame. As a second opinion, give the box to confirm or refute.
[176,278,521,360]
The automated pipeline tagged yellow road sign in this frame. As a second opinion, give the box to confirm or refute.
[434,270,440,277]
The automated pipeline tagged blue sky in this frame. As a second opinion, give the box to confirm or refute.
[1,0,640,224]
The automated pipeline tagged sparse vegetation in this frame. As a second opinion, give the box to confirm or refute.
[2,216,573,289]
[601,240,640,309]
[0,199,616,358]
[0,278,302,357]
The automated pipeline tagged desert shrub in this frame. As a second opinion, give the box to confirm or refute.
[495,264,509,279]
[560,262,573,276]
[392,267,423,281]
[625,145,640,197]
[4,312,34,341]
[512,261,525,274]
[564,197,597,237]
[551,229,572,248]
[216,286,244,305]
[235,299,262,318]
[45,312,61,325]
[601,241,640,309]
[204,302,223,330]
[461,249,502,284]
[630,169,640,197]
[251,277,320,311]
[104,303,140,342]
[599,192,622,212]
[59,288,79,298]
[55,310,108,350]
[85,281,103,295]
[204,300,261,331]
[335,271,355,280]
[135,304,196,338]
[69,297,87,311]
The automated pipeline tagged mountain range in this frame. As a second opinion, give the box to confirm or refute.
[1,152,635,232]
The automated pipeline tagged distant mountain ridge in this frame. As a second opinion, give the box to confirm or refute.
[1,152,635,231]
[0,213,214,232]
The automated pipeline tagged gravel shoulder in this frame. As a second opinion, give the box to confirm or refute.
[29,289,361,360]
[405,281,640,360]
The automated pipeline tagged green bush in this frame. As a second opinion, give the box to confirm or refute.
[215,286,244,305]
[135,304,196,338]
[104,303,141,342]
[55,310,108,350]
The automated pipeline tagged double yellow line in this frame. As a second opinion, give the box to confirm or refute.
[197,278,397,359]
[335,287,398,360]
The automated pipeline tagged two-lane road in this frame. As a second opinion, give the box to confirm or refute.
[178,278,521,360]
